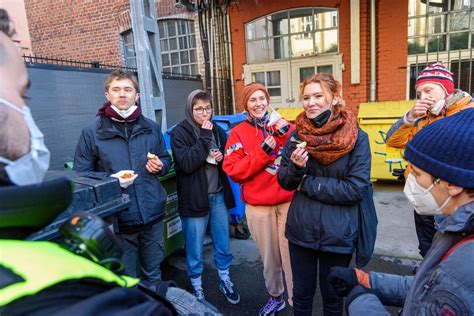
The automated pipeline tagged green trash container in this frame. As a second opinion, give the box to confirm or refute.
[158,166,184,257]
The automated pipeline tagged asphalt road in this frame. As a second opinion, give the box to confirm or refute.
[162,181,421,315]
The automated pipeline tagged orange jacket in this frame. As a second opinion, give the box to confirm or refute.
[387,93,474,149]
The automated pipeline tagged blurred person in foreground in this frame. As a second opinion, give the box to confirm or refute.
[329,108,474,315]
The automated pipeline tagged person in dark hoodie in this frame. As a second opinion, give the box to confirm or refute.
[73,70,172,288]
[170,89,240,305]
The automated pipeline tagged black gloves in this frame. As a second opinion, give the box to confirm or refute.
[327,266,358,297]
[392,168,406,182]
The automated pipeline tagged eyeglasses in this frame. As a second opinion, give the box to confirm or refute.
[193,107,212,114]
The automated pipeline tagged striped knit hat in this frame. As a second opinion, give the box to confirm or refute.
[415,62,454,95]
[405,108,474,188]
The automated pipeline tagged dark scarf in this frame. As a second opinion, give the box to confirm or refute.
[246,112,289,136]
[96,101,142,122]
[295,107,358,165]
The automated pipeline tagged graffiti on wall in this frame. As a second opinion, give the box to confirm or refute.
[373,130,404,173]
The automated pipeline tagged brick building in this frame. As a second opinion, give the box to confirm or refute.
[21,0,474,113]
[24,0,206,78]
[229,0,473,112]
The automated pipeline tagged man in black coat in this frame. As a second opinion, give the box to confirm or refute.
[73,70,172,288]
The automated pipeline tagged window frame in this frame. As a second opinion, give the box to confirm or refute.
[158,19,198,76]
[245,7,340,64]
[407,0,474,55]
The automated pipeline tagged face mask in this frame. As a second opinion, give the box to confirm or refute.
[0,98,50,186]
[310,109,332,128]
[403,173,452,216]
[111,104,137,119]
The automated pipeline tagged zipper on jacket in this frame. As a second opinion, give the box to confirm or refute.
[420,268,440,301]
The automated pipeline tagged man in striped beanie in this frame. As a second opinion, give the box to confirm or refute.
[385,62,474,257]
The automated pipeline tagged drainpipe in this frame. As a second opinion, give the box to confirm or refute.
[370,0,377,102]
[226,13,236,114]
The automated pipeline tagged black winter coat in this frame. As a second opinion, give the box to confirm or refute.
[73,116,172,229]
[170,120,235,217]
[278,128,371,254]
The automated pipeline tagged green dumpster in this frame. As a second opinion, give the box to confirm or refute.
[158,166,184,257]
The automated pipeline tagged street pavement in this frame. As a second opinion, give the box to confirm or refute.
[162,181,422,315]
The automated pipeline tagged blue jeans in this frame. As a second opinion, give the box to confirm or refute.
[181,192,233,279]
[119,220,164,287]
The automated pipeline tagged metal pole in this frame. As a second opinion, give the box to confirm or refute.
[369,0,377,102]
[130,0,167,131]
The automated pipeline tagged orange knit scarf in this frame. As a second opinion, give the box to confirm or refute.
[295,108,358,165]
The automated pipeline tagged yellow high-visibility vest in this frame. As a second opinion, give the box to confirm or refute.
[0,240,138,306]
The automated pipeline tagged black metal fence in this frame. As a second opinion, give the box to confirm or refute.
[22,55,138,73]
[23,55,203,82]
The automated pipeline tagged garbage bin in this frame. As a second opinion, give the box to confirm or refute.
[212,114,247,224]
[61,157,184,257]
[158,166,185,257]
[27,170,130,241]
[358,101,413,181]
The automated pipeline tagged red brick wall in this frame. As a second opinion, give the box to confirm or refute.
[24,0,184,65]
[228,0,409,112]
[377,0,409,101]
[24,0,131,65]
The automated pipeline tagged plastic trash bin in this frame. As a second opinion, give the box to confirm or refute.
[158,167,185,257]
[212,114,247,224]
[27,170,130,241]
[358,101,413,180]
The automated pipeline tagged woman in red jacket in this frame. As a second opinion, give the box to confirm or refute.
[223,83,295,315]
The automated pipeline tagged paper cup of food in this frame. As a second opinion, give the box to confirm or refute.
[112,170,138,188]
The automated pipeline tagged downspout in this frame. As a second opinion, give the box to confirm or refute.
[370,0,377,102]
[226,13,236,114]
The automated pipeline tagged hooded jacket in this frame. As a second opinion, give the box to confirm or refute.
[170,92,235,217]
[73,113,172,229]
[348,201,474,315]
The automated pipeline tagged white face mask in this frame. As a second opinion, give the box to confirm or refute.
[403,173,452,216]
[0,98,51,186]
[111,104,137,119]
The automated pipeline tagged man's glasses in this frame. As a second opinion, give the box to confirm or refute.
[193,107,212,114]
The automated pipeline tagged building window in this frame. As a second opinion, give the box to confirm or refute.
[245,8,339,64]
[408,0,473,54]
[122,30,137,69]
[120,19,198,75]
[251,71,281,96]
[407,0,474,95]
[158,19,198,75]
